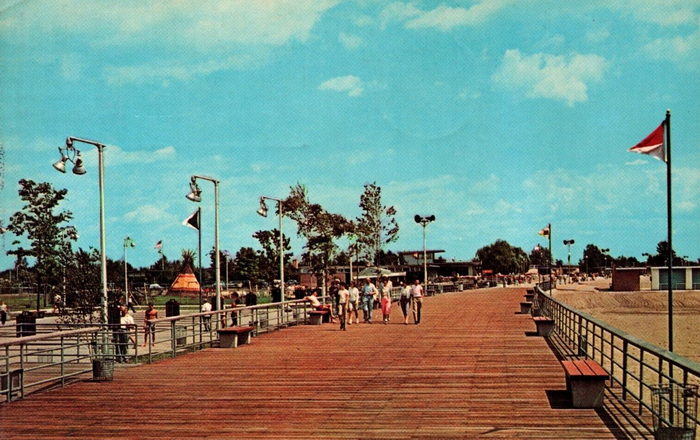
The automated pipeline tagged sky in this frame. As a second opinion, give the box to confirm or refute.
[1,0,699,271]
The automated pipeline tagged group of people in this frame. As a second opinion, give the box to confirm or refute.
[306,277,425,330]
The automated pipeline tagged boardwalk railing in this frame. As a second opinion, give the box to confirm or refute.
[536,285,700,437]
[0,298,316,403]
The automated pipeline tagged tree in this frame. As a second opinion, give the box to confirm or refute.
[579,244,607,273]
[6,179,78,310]
[253,229,292,283]
[354,183,399,266]
[529,245,551,267]
[232,247,260,282]
[284,183,352,288]
[476,240,529,274]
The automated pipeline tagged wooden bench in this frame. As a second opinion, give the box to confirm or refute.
[524,293,534,301]
[308,310,329,325]
[217,326,255,348]
[532,316,554,336]
[561,359,609,408]
[519,301,532,314]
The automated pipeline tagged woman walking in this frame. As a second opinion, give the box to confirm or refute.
[348,281,360,324]
[399,281,411,325]
[337,283,349,331]
[380,278,392,324]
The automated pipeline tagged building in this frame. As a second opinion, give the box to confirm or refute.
[611,267,647,291]
[649,266,700,290]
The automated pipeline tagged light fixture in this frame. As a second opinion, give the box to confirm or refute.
[53,144,87,175]
[257,197,268,217]
[414,214,436,288]
[72,152,86,175]
[186,178,202,202]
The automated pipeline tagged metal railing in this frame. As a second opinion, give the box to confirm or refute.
[535,285,700,437]
[0,298,316,403]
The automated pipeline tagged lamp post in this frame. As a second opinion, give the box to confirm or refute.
[563,239,575,280]
[414,215,435,288]
[257,196,285,308]
[123,237,135,307]
[601,248,610,274]
[53,136,109,325]
[186,175,221,313]
[223,250,230,293]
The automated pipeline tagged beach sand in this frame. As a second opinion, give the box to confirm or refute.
[551,277,700,364]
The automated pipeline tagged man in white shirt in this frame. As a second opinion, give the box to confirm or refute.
[410,279,424,324]
[117,307,135,362]
[201,299,212,332]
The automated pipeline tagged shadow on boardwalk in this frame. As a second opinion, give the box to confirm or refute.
[0,288,644,439]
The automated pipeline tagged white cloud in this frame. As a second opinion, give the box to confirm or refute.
[606,0,699,27]
[81,145,176,167]
[380,0,513,31]
[585,28,610,44]
[123,204,177,225]
[492,49,608,106]
[642,22,700,68]
[104,54,266,86]
[318,75,364,97]
[339,32,363,50]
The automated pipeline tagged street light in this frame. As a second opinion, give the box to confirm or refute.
[414,215,435,288]
[186,175,221,313]
[123,236,135,308]
[563,239,575,279]
[53,136,109,324]
[257,196,285,309]
[601,248,610,273]
[223,250,231,292]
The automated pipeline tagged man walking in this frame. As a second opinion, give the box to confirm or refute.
[411,279,424,325]
[362,278,378,323]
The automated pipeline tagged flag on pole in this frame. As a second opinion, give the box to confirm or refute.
[629,121,666,162]
[182,208,200,231]
[538,226,550,237]
[154,240,162,251]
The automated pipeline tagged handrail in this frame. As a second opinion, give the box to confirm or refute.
[535,284,700,436]
[0,327,102,348]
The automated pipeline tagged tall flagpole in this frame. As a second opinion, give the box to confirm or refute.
[665,109,673,352]
[197,207,203,311]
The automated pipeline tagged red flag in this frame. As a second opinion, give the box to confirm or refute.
[629,122,665,162]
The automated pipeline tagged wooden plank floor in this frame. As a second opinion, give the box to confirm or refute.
[1,288,637,439]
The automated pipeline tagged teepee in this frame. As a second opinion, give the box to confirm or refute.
[168,264,201,297]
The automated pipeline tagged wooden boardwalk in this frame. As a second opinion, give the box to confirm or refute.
[0,288,638,439]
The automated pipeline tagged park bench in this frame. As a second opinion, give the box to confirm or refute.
[532,316,554,336]
[561,359,609,408]
[308,310,329,325]
[519,301,532,314]
[524,293,534,301]
[217,326,255,348]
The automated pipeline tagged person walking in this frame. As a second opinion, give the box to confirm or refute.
[410,279,424,325]
[399,281,411,325]
[380,278,393,324]
[0,301,8,326]
[116,306,135,362]
[361,278,378,323]
[337,283,349,331]
[347,282,360,325]
[142,303,158,347]
[201,298,212,332]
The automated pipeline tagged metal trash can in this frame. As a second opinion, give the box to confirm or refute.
[165,299,180,317]
[92,359,114,382]
[652,383,698,440]
[15,311,36,337]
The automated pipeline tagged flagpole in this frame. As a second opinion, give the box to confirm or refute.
[665,109,673,352]
[548,223,552,296]
[197,207,203,312]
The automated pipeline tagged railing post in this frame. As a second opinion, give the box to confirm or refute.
[170,321,176,358]
[622,339,628,401]
[60,336,65,388]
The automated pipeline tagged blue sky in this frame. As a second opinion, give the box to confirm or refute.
[1,0,699,270]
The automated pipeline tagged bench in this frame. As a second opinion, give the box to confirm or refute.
[519,301,532,314]
[217,326,255,348]
[524,293,534,301]
[308,310,329,325]
[532,316,554,336]
[561,359,609,408]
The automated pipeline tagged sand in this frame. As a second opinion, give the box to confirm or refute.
[551,277,700,364]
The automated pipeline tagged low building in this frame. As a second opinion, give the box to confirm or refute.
[611,267,647,291]
[650,266,700,290]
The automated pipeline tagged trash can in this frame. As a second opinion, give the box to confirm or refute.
[165,299,180,317]
[92,359,114,382]
[15,311,36,337]
[652,383,698,440]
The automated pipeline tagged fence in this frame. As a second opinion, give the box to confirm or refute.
[1,298,317,403]
[536,285,700,437]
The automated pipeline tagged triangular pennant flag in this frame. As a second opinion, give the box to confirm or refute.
[182,208,200,231]
[629,121,665,162]
[154,240,162,250]
[538,226,550,237]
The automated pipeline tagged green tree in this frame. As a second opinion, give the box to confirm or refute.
[6,179,78,310]
[529,245,551,267]
[233,247,260,282]
[579,244,607,273]
[354,183,399,266]
[253,229,292,283]
[476,240,529,274]
[284,183,352,289]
